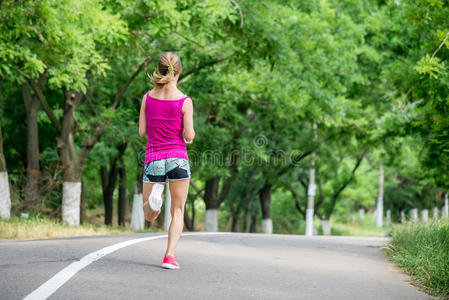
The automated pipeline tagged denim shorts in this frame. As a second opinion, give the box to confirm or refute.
[142,158,191,183]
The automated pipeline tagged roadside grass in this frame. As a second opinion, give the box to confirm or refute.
[330,218,387,237]
[317,212,387,237]
[386,219,449,299]
[0,215,154,240]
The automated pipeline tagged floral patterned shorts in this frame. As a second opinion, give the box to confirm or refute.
[142,158,191,183]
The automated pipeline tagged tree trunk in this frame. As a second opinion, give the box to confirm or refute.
[101,165,118,226]
[243,198,253,233]
[306,122,317,236]
[259,182,272,234]
[433,206,438,219]
[443,193,449,218]
[421,209,428,222]
[58,91,83,226]
[376,160,384,228]
[250,213,258,233]
[410,208,418,222]
[101,142,126,226]
[204,176,220,232]
[386,209,391,225]
[204,209,217,232]
[358,208,365,220]
[118,157,127,226]
[306,153,316,236]
[0,123,11,219]
[244,214,251,232]
[231,197,245,232]
[80,179,87,224]
[56,134,83,227]
[400,210,405,223]
[62,181,81,225]
[321,219,331,235]
[289,183,306,220]
[231,200,242,232]
[22,83,41,205]
[262,219,273,234]
[130,186,144,230]
[57,126,82,227]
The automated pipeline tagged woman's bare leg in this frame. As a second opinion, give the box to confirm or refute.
[142,182,162,222]
[165,179,189,256]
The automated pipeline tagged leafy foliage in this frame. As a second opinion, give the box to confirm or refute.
[0,0,447,238]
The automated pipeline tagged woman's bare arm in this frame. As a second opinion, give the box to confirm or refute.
[182,98,195,142]
[138,94,147,137]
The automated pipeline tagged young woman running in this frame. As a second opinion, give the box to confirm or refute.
[138,52,195,270]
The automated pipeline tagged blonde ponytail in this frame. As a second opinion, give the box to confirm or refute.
[149,52,182,87]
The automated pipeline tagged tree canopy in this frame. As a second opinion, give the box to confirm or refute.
[1,0,448,232]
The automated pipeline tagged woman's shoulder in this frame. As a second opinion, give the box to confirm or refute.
[142,89,154,100]
[147,88,188,100]
[175,88,190,100]
[179,89,191,100]
[146,88,156,97]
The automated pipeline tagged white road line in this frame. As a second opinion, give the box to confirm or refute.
[23,232,231,300]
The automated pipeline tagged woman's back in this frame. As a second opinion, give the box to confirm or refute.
[144,90,189,165]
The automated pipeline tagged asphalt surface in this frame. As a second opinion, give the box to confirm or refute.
[0,233,434,300]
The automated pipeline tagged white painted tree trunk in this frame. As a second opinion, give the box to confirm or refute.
[421,209,429,222]
[443,193,449,219]
[321,219,331,236]
[305,208,314,236]
[376,160,384,228]
[306,122,317,237]
[400,210,406,224]
[410,208,418,222]
[0,172,11,219]
[164,181,171,231]
[130,188,144,230]
[204,209,218,232]
[386,209,391,225]
[62,181,81,226]
[433,207,438,220]
[262,218,273,234]
[358,208,365,220]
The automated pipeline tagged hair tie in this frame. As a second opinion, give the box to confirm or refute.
[168,65,174,71]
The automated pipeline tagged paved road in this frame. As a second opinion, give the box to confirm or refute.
[0,233,433,300]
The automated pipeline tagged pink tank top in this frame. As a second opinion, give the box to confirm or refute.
[144,92,189,165]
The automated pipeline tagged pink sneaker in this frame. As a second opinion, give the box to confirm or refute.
[161,254,180,270]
